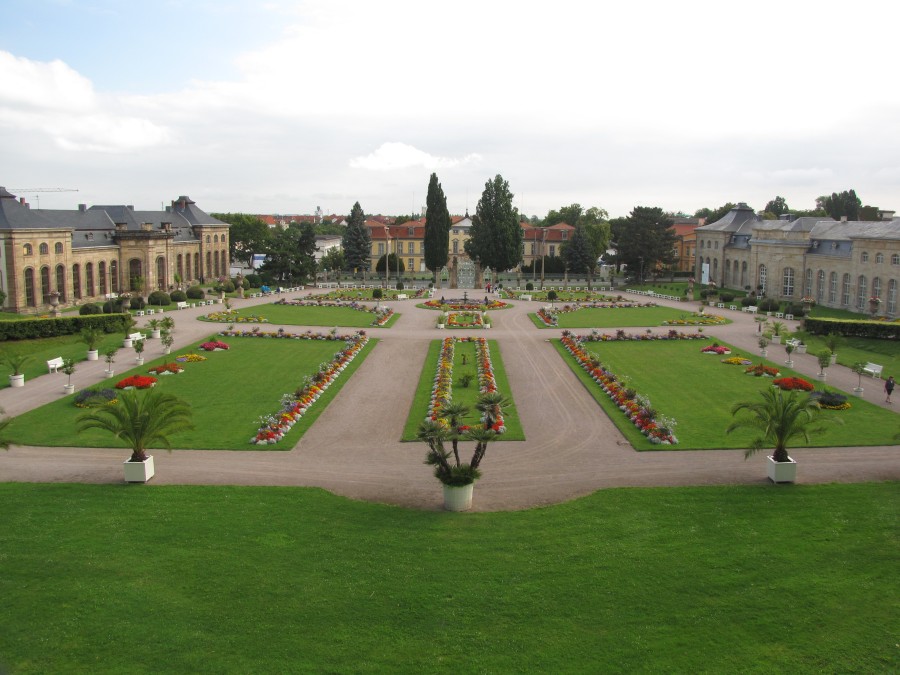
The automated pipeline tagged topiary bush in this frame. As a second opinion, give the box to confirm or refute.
[170,290,187,302]
[396,282,404,290]
[186,286,205,300]
[79,303,102,315]
[129,297,146,310]
[758,298,779,312]
[147,290,171,306]
[526,282,534,291]
[547,290,558,301]
[372,288,383,299]
[741,296,755,307]
[245,274,262,287]
[719,293,735,303]
[785,303,806,317]
[221,281,235,293]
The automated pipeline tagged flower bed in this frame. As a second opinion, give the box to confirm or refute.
[206,308,269,323]
[220,328,364,341]
[115,375,158,390]
[423,299,508,310]
[563,329,706,342]
[773,377,814,391]
[250,332,369,444]
[561,333,678,444]
[701,344,731,355]
[745,364,780,378]
[722,356,753,365]
[536,308,558,327]
[811,390,851,410]
[175,353,207,363]
[73,387,118,408]
[200,340,230,351]
[446,311,484,328]
[148,363,185,375]
[662,313,727,326]
[371,307,394,326]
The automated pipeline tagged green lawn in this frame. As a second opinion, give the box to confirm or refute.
[532,305,712,329]
[401,338,524,441]
[0,332,126,389]
[791,331,900,378]
[0,482,895,673]
[210,303,398,328]
[555,338,900,450]
[5,335,376,450]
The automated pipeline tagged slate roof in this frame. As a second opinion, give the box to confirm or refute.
[696,202,759,234]
[810,220,900,241]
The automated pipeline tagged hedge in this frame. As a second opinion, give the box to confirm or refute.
[804,317,900,340]
[0,314,129,341]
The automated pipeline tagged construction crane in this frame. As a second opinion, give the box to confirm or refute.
[9,187,78,209]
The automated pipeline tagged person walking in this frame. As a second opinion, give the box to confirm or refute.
[885,375,895,403]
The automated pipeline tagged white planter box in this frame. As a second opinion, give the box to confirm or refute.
[9,374,24,388]
[443,483,474,511]
[123,455,155,483]
[87,350,99,361]
[767,455,797,483]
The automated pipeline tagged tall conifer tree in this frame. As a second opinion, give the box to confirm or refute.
[342,201,371,273]
[424,173,451,282]
[465,175,523,273]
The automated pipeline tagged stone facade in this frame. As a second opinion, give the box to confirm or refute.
[695,203,900,316]
[0,189,229,314]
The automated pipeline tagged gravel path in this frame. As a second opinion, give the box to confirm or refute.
[1,288,897,511]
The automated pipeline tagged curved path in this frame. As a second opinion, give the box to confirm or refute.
[1,288,898,510]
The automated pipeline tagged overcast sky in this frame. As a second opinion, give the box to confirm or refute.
[1,0,898,220]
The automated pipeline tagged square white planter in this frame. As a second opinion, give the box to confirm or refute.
[123,455,155,483]
[767,455,797,483]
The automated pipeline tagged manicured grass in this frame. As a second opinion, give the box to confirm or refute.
[533,305,707,329]
[401,339,524,441]
[0,332,126,389]
[555,338,900,450]
[792,331,900,378]
[210,303,398,328]
[0,482,895,673]
[5,335,376,450]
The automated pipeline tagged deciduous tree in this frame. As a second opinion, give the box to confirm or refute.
[212,213,271,269]
[823,190,862,221]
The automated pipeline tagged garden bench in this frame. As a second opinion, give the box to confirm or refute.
[730,305,738,311]
[775,312,784,318]
[785,338,800,348]
[136,310,144,317]
[863,362,883,378]
[128,332,146,343]
[717,303,725,309]
[176,301,189,310]
[397,294,408,300]
[147,309,155,315]
[520,294,532,301]
[743,306,757,314]
[785,313,794,320]
[47,356,64,374]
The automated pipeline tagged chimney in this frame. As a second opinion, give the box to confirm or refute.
[79,204,87,212]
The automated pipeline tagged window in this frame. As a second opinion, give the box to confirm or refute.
[876,253,884,264]
[54,242,63,254]
[55,264,66,302]
[157,256,167,290]
[378,243,385,256]
[715,241,719,250]
[24,268,35,307]
[214,234,219,244]
[889,279,897,315]
[724,259,731,285]
[408,242,414,254]
[453,229,459,235]
[110,261,119,293]
[741,261,747,287]
[700,240,704,249]
[893,254,900,265]
[842,273,850,305]
[40,266,51,304]
[453,240,458,254]
[829,272,837,304]
[861,251,869,263]
[817,270,825,302]
[873,277,882,303]
[72,264,81,299]
[782,267,795,297]
[85,263,94,296]
[758,264,767,294]
[805,268,813,297]
[177,254,183,282]
[193,253,200,281]
[39,242,49,255]
[99,261,107,295]
[213,250,219,277]
[857,275,867,309]
[561,231,568,241]
[420,242,425,254]
[549,245,556,258]
[408,258,413,270]
[713,258,718,280]
[23,243,33,256]
[530,243,535,255]
[128,259,142,290]
[206,251,212,278]
[206,235,211,243]
[407,227,414,237]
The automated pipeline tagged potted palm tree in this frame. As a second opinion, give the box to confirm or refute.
[76,388,194,483]
[122,314,137,348]
[726,388,841,483]
[825,332,842,365]
[3,352,30,387]
[416,392,508,511]
[103,347,118,378]
[147,318,162,339]
[61,357,76,395]
[769,320,785,344]
[80,326,103,361]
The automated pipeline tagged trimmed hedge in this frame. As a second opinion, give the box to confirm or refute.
[147,290,171,306]
[186,286,205,300]
[805,317,900,340]
[170,290,187,302]
[0,314,129,341]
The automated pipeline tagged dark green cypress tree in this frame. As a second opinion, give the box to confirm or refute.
[424,173,451,281]
[465,175,523,272]
[341,201,371,273]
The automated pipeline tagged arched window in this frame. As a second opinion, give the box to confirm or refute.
[741,261,747,288]
[220,250,227,276]
[872,277,882,303]
[893,254,900,266]
[805,268,813,297]
[176,254,183,283]
[700,240,704,249]
[24,268,36,307]
[40,266,51,304]
[782,267,795,297]
[39,242,49,255]
[857,275,867,309]
[214,234,219,244]
[724,259,731,285]
[842,273,851,306]
[206,235,211,244]
[194,253,200,280]
[128,259,142,291]
[817,270,825,302]
[23,243,33,256]
[85,262,94,297]
[110,261,119,293]
[889,279,897,315]
[156,256,166,290]
[54,242,63,254]
[876,253,884,264]
[72,264,81,299]
[758,264,767,294]
[861,251,869,263]
[712,258,718,281]
[99,261,107,295]
[213,250,220,277]
[829,272,837,304]
[206,251,212,278]
[55,264,66,302]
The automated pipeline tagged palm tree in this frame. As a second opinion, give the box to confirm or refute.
[726,388,839,463]
[77,389,194,463]
[475,392,510,431]
[467,427,497,470]
[416,419,453,482]
[438,401,470,465]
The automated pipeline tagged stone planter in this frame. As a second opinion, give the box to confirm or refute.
[63,383,75,395]
[87,349,99,361]
[796,344,807,354]
[443,483,474,511]
[8,373,24,388]
[151,329,161,339]
[136,357,144,366]
[767,455,797,483]
[817,372,827,380]
[105,370,115,379]
[123,455,155,483]
[771,335,781,344]
[830,354,837,365]
[123,338,133,349]
[853,387,864,397]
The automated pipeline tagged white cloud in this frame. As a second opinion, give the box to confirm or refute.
[349,143,481,171]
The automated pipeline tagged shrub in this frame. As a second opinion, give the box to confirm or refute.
[0,314,128,341]
[526,282,534,291]
[719,293,735,303]
[547,290,558,301]
[699,289,709,299]
[79,303,103,315]
[186,286,205,300]
[785,303,806,317]
[129,297,146,310]
[221,281,235,293]
[740,296,755,307]
[372,288,383,299]
[170,290,187,302]
[147,291,171,306]
[396,282,404,290]
[245,274,262,287]
[758,298,779,312]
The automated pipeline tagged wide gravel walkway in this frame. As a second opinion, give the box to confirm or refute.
[1,287,897,510]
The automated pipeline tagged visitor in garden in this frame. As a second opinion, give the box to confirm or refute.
[885,376,895,404]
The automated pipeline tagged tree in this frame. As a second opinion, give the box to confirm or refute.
[465,175,524,273]
[615,206,676,281]
[765,196,789,217]
[424,173,452,281]
[342,202,371,273]
[562,221,611,289]
[726,388,839,463]
[212,213,272,270]
[545,203,583,227]
[375,253,405,274]
[77,389,194,463]
[823,190,862,221]
[694,202,737,224]
[319,248,345,274]
[259,223,317,283]
[859,205,880,221]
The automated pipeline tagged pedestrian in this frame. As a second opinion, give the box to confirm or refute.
[885,375,895,403]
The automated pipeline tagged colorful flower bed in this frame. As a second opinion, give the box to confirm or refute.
[446,311,485,328]
[371,306,394,326]
[561,332,678,444]
[220,328,364,341]
[536,308,558,327]
[200,340,230,351]
[773,377,814,391]
[205,308,268,323]
[427,337,506,433]
[73,388,118,408]
[176,353,207,363]
[423,299,508,310]
[565,329,706,342]
[722,356,753,365]
[811,390,852,410]
[745,364,780,378]
[148,363,185,375]
[662,313,727,326]
[250,332,369,444]
[115,375,158,390]
[701,344,731,355]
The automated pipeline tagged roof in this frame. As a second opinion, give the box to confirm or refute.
[696,202,759,234]
[810,220,900,242]
[0,187,59,230]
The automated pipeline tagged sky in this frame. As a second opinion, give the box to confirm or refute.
[1,0,898,220]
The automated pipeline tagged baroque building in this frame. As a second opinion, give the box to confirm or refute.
[0,188,229,314]
[695,203,900,316]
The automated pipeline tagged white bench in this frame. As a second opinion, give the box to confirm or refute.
[729,305,738,311]
[785,313,794,320]
[743,306,758,314]
[397,294,408,300]
[47,356,64,374]
[128,332,147,343]
[863,362,883,378]
[176,301,189,310]
[775,312,784,318]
